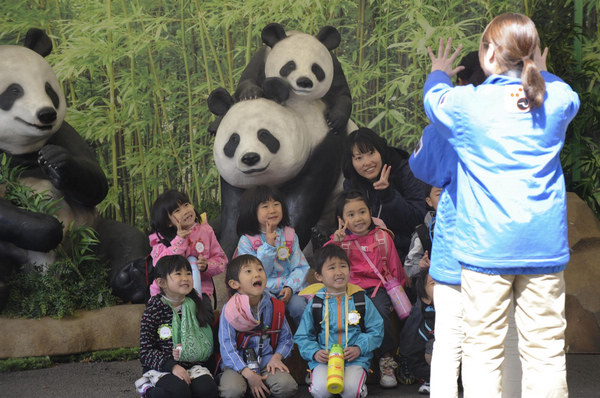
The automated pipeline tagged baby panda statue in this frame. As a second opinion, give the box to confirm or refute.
[0,29,149,307]
[208,23,352,135]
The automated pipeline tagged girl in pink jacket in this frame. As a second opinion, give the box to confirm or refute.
[149,190,227,308]
[327,188,407,388]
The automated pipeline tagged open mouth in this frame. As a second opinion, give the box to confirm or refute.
[15,117,54,131]
[242,163,269,174]
[291,87,312,95]
[252,280,263,288]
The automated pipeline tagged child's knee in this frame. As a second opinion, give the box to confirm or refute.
[266,370,298,398]
[218,369,247,398]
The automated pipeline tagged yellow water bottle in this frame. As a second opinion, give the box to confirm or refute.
[326,344,344,393]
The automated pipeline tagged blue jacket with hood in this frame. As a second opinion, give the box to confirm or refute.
[422,70,579,275]
[409,124,461,284]
[294,284,383,371]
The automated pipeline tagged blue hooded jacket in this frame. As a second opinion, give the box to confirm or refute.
[410,124,461,284]
[422,70,579,275]
[294,284,383,371]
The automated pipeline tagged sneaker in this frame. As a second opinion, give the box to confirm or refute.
[418,381,431,395]
[379,356,398,388]
[397,356,415,385]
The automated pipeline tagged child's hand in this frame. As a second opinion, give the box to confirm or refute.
[333,218,348,242]
[343,346,361,362]
[197,255,208,272]
[172,364,191,384]
[172,344,182,361]
[314,349,329,363]
[266,353,290,375]
[241,368,270,398]
[265,221,277,246]
[534,45,548,72]
[372,164,391,191]
[427,37,464,77]
[174,219,193,239]
[419,250,430,271]
[278,286,293,304]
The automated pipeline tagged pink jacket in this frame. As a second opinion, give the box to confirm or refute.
[328,227,406,290]
[149,222,227,297]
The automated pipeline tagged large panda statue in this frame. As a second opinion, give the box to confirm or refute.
[0,29,149,307]
[210,70,354,257]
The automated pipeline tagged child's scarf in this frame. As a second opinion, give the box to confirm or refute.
[223,293,261,332]
[164,297,213,362]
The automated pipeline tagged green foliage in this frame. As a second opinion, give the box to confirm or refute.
[0,0,597,219]
[3,223,116,319]
[0,348,140,372]
[0,356,52,372]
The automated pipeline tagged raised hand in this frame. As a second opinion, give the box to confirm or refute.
[533,45,548,72]
[427,37,464,77]
[373,164,391,191]
[333,218,348,242]
[174,218,192,239]
[265,221,277,246]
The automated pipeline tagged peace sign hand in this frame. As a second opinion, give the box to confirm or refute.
[427,37,464,77]
[333,218,348,242]
[373,164,391,191]
[265,221,277,246]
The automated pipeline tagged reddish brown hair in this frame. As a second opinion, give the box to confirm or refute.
[479,13,545,107]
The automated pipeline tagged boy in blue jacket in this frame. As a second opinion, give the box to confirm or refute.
[218,254,297,398]
[295,245,384,398]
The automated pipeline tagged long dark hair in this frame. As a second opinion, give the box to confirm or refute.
[150,190,198,246]
[479,13,545,107]
[154,255,211,326]
[334,189,375,232]
[236,185,290,236]
[342,127,390,187]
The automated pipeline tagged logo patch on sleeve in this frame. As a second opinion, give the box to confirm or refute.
[504,85,530,112]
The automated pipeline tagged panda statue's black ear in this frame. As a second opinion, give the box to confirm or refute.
[24,28,53,57]
[316,26,341,51]
[262,23,287,48]
[207,88,234,116]
[262,77,290,104]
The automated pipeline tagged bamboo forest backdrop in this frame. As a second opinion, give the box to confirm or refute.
[2,0,599,231]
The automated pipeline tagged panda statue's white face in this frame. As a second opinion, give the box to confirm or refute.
[0,45,66,155]
[213,98,310,188]
[265,33,333,102]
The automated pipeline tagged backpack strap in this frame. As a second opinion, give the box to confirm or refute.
[269,296,285,351]
[374,229,389,272]
[415,223,432,254]
[282,226,295,251]
[312,292,366,336]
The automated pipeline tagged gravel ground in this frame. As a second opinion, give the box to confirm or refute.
[0,354,598,397]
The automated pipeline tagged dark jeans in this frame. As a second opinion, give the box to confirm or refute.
[146,374,218,398]
[365,286,396,356]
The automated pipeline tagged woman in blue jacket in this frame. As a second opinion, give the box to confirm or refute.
[423,13,579,398]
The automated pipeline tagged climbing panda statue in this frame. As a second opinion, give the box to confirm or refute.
[0,29,149,306]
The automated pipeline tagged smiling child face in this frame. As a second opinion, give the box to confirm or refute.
[315,256,350,294]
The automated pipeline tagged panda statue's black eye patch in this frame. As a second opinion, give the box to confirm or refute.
[0,83,24,111]
[45,82,60,109]
[223,133,240,158]
[312,64,325,82]
[258,129,280,154]
[279,61,296,77]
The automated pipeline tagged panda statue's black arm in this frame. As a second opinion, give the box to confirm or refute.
[0,197,63,252]
[234,46,268,101]
[283,128,345,247]
[322,54,352,132]
[218,178,245,258]
[39,121,109,208]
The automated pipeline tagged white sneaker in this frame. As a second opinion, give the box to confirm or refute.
[419,381,431,395]
[379,356,398,388]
